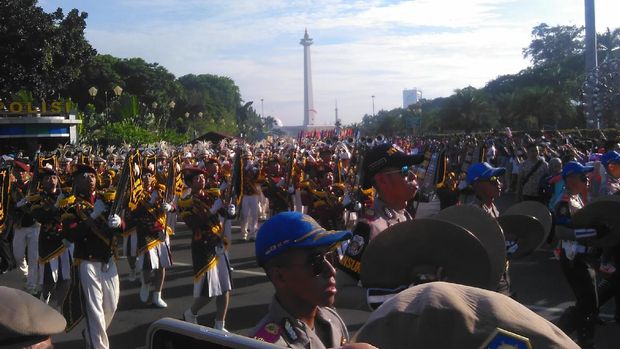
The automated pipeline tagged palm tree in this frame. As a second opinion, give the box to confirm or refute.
[598,28,620,60]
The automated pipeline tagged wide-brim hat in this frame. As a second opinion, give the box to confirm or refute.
[497,215,547,258]
[181,167,208,186]
[71,164,97,176]
[504,201,552,236]
[0,286,67,347]
[431,205,505,289]
[572,196,620,245]
[360,218,491,290]
[13,160,30,173]
[38,166,58,177]
[355,282,579,349]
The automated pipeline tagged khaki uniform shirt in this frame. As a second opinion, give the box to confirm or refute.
[251,297,349,348]
[470,197,500,219]
[339,198,412,281]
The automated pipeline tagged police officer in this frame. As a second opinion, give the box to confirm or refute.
[335,143,422,310]
[553,161,600,348]
[466,162,517,297]
[595,150,620,322]
[252,211,376,349]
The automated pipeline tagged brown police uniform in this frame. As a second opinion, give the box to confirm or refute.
[251,297,349,348]
[339,197,412,283]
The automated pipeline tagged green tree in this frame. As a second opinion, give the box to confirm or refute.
[523,23,584,66]
[0,0,96,99]
[598,27,620,60]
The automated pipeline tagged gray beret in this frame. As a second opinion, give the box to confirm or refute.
[355,282,579,349]
[0,286,66,347]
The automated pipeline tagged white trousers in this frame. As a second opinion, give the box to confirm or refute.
[293,190,304,213]
[12,223,40,288]
[240,195,260,237]
[80,260,119,349]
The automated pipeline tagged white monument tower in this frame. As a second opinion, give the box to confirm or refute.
[300,29,316,127]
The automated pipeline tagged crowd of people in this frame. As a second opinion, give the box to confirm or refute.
[0,127,619,348]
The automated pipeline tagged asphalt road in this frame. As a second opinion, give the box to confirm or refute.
[2,194,619,348]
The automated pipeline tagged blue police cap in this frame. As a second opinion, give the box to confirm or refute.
[562,161,594,179]
[255,212,351,267]
[601,151,620,167]
[466,162,506,185]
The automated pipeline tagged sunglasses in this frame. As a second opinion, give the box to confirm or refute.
[298,249,340,277]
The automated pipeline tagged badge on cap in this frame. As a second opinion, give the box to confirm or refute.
[479,328,532,349]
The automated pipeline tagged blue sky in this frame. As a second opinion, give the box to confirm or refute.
[40,0,620,126]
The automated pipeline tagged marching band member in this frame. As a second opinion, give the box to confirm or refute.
[240,151,261,241]
[30,164,71,307]
[130,159,174,307]
[10,159,41,295]
[60,163,123,349]
[179,166,233,331]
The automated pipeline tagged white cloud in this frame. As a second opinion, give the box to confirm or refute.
[40,0,620,126]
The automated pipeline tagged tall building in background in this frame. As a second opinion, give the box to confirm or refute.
[403,88,422,108]
[300,29,316,126]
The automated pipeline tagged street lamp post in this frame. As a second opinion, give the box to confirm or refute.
[372,95,375,116]
[261,98,264,118]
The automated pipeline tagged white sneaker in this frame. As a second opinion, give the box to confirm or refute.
[242,232,249,241]
[183,309,198,324]
[128,268,137,282]
[152,292,168,308]
[139,282,151,303]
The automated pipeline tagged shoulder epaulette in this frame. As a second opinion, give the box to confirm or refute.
[206,188,221,197]
[178,196,193,209]
[58,195,76,208]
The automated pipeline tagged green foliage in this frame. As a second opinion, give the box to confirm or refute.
[0,0,96,100]
[358,23,619,135]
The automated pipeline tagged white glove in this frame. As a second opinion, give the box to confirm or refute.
[354,202,362,212]
[16,197,29,208]
[158,230,167,242]
[149,191,158,204]
[107,214,121,228]
[287,185,295,194]
[90,199,107,219]
[162,202,173,212]
[227,204,236,216]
